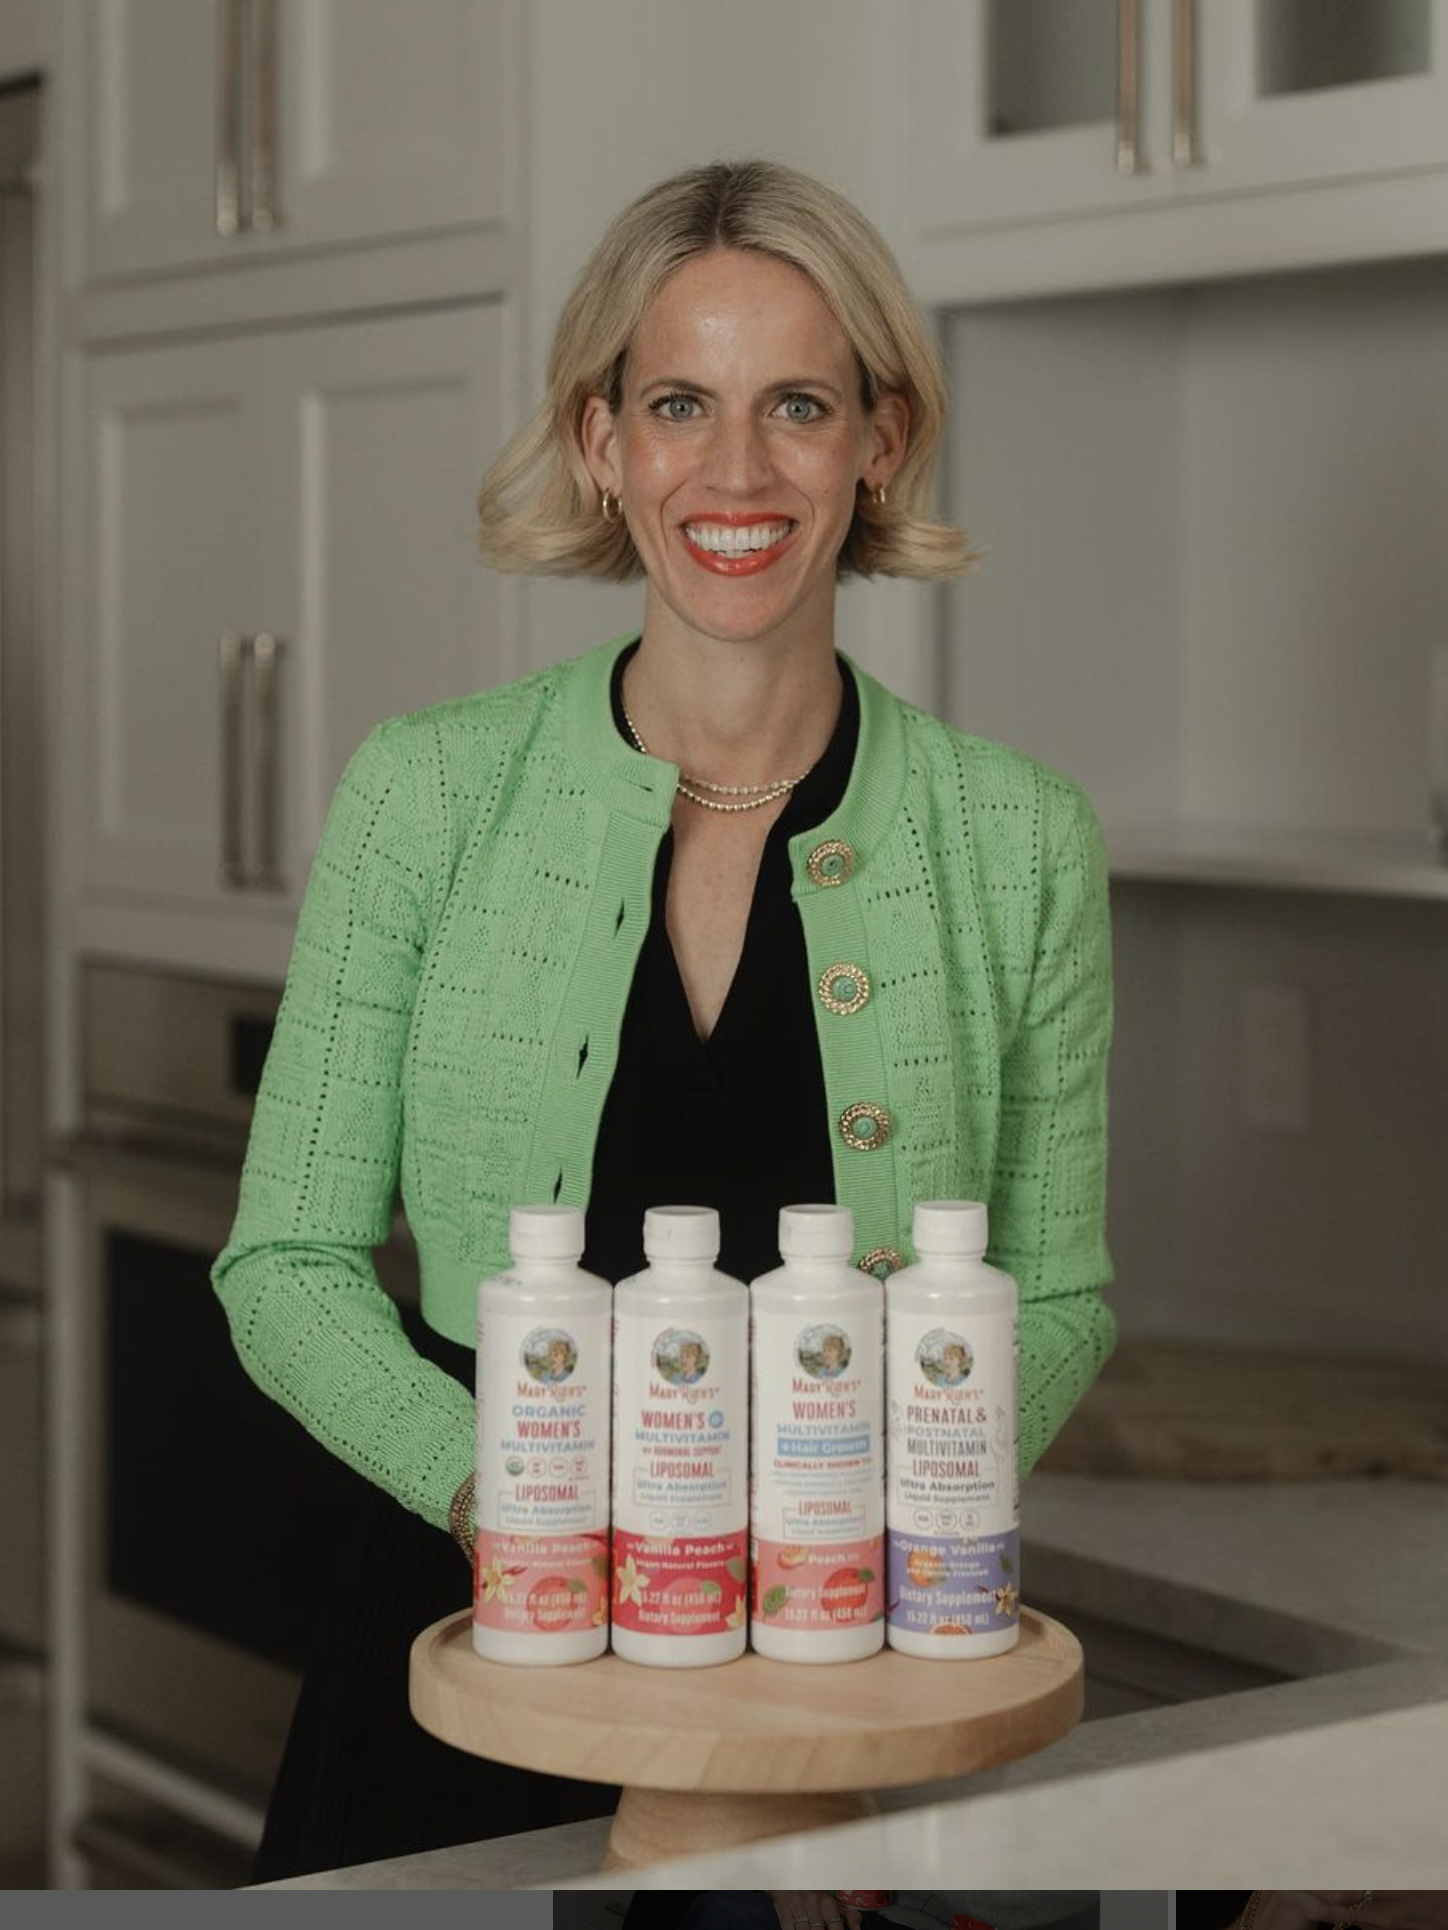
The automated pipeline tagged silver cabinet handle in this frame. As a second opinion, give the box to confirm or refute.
[215,0,245,235]
[248,0,280,233]
[218,632,247,885]
[219,632,285,892]
[1173,0,1198,167]
[1116,0,1142,175]
[251,632,283,890]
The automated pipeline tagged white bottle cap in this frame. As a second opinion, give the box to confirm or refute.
[643,1205,720,1261]
[779,1203,854,1258]
[912,1200,989,1258]
[508,1204,586,1261]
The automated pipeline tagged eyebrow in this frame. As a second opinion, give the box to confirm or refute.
[637,376,846,399]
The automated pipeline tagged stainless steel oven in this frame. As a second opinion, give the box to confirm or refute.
[52,960,418,1812]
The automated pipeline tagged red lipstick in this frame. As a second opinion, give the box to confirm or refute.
[679,513,798,576]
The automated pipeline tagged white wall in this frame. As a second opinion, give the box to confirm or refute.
[517,0,937,705]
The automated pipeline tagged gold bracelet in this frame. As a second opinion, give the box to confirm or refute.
[448,1471,476,1566]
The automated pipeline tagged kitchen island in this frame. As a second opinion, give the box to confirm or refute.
[255,1472,1448,1888]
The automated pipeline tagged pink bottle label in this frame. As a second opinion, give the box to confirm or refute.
[751,1534,885,1631]
[473,1529,609,1636]
[610,1526,747,1637]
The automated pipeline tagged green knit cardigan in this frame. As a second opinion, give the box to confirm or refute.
[213,633,1116,1532]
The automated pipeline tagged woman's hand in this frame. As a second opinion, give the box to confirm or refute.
[767,1894,863,1930]
[1273,1899,1448,1930]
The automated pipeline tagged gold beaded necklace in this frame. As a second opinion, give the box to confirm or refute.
[622,704,816,814]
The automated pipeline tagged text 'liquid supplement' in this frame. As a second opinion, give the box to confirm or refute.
[612,1206,748,1665]
[885,1200,1019,1657]
[750,1204,885,1661]
[474,1205,611,1664]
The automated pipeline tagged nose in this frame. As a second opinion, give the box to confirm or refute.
[701,408,775,497]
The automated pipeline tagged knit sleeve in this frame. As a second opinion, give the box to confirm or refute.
[211,719,475,1534]
[991,774,1117,1475]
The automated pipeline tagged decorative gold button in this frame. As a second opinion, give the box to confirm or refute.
[807,839,855,888]
[859,1246,903,1280]
[817,962,871,1017]
[839,1101,891,1151]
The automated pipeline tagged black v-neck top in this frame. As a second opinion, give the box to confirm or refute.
[580,641,859,1286]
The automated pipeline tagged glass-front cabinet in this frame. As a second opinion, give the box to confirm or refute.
[1188,0,1448,196]
[913,0,1448,237]
[913,0,1177,230]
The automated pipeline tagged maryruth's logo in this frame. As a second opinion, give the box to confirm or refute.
[651,1327,710,1385]
[522,1326,577,1384]
[915,1328,973,1386]
[796,1322,852,1379]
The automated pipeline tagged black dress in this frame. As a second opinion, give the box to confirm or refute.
[249,648,857,1883]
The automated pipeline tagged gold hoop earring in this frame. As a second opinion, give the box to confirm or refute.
[870,483,887,509]
[600,487,623,524]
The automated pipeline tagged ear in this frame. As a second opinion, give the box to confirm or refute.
[864,390,911,491]
[579,393,623,496]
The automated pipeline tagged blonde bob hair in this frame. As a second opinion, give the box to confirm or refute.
[477,158,979,583]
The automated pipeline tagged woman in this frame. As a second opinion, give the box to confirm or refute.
[214,157,1116,1884]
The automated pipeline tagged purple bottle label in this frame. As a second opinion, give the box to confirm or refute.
[886,1525,1020,1636]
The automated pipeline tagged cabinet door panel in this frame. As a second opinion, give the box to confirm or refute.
[912,0,1176,234]
[83,0,240,278]
[1185,0,1448,196]
[78,0,518,281]
[271,0,517,251]
[83,338,267,907]
[261,303,516,897]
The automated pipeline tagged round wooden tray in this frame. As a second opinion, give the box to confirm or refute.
[410,1607,1082,1869]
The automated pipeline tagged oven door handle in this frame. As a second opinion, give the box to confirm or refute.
[46,1129,244,1192]
[72,1808,254,1890]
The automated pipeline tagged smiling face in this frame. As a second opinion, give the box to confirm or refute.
[580,248,908,652]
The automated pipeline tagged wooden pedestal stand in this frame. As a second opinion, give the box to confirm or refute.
[410,1606,1082,1871]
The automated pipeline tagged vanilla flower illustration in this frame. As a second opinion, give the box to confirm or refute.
[993,1580,1019,1618]
[615,1552,651,1606]
[478,1558,517,1603]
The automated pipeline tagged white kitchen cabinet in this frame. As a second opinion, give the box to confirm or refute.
[1186,0,1448,197]
[81,301,512,917]
[259,302,514,896]
[912,0,1177,233]
[80,334,267,914]
[912,0,1448,240]
[80,0,518,282]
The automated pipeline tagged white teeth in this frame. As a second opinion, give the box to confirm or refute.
[684,520,793,553]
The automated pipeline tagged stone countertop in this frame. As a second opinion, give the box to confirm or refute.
[256,1473,1448,1889]
[540,1654,1448,1887]
[1019,1471,1448,1668]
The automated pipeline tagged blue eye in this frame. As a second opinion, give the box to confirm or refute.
[779,392,828,422]
[651,392,700,421]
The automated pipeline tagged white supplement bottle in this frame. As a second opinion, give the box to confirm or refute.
[885,1200,1019,1658]
[750,1204,885,1662]
[611,1206,749,1666]
[474,1205,611,1664]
